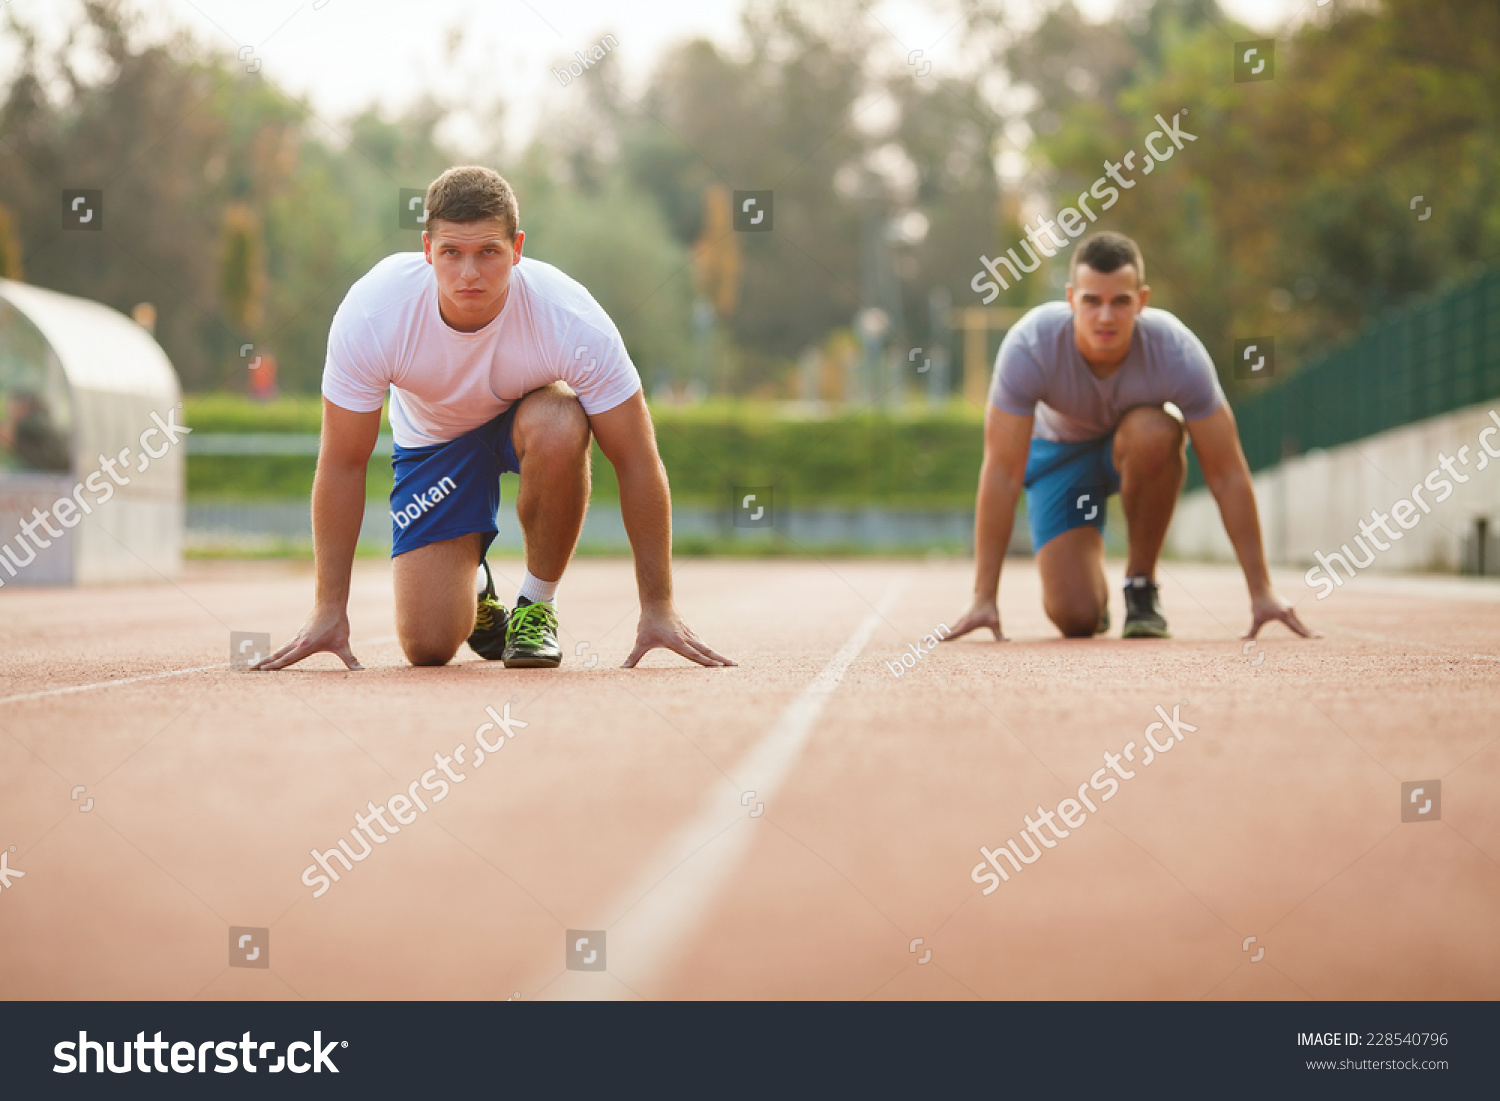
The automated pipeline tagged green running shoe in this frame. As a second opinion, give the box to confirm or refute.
[1121,577,1171,639]
[467,560,510,661]
[1096,604,1111,636]
[502,596,562,668]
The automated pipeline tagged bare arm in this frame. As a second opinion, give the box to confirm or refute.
[254,398,381,669]
[589,391,735,668]
[947,405,1033,641]
[1186,404,1316,639]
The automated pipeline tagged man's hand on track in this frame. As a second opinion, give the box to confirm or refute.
[623,604,736,668]
[943,596,1008,642]
[1244,591,1319,640]
[252,604,363,671]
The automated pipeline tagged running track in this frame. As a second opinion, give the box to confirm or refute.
[1,558,1497,1000]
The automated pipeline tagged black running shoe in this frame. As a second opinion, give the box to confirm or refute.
[1122,577,1170,638]
[467,560,510,661]
[502,596,562,668]
[1096,604,1111,636]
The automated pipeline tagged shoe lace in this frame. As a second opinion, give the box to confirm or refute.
[508,601,557,647]
[474,596,505,633]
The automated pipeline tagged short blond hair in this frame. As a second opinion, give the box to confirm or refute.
[424,166,519,239]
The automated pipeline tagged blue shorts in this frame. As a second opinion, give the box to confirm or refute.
[389,406,521,557]
[1024,433,1121,551]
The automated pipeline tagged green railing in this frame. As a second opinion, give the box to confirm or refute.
[1195,267,1500,486]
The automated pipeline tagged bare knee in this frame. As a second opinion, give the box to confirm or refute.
[515,383,590,463]
[1048,596,1104,638]
[401,631,462,667]
[1114,406,1184,475]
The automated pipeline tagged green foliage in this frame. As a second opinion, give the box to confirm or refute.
[188,454,394,502]
[634,406,985,506]
[183,398,985,505]
[1004,0,1500,393]
[182,392,389,432]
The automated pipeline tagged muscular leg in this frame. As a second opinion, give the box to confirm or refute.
[1038,525,1110,638]
[1112,405,1186,578]
[393,532,485,666]
[391,384,590,667]
[510,381,591,584]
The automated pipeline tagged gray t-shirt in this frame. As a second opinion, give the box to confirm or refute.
[989,301,1225,441]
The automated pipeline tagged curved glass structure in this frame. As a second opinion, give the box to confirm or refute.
[0,295,72,473]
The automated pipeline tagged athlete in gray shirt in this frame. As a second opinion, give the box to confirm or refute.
[946,231,1315,642]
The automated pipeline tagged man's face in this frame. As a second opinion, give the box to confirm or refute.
[1066,263,1150,368]
[422,217,524,332]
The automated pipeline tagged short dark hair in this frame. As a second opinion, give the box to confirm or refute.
[1071,231,1144,285]
[424,166,519,240]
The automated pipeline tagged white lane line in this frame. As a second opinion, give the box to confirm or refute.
[598,581,906,996]
[0,664,227,707]
[0,635,402,707]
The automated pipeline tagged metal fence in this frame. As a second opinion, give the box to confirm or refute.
[1205,267,1500,482]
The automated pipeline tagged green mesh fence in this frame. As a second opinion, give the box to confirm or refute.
[1191,267,1500,488]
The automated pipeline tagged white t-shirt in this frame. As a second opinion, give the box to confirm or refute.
[322,252,641,448]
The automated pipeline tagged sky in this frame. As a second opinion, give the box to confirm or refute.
[1,0,1315,154]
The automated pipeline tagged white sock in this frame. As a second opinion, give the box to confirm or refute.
[517,570,559,605]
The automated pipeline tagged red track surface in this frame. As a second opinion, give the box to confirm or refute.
[1,557,1497,1000]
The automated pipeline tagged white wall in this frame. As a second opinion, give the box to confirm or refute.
[1167,401,1500,576]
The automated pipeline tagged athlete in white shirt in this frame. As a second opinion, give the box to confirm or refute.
[256,166,734,671]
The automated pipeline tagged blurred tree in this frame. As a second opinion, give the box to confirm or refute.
[0,1,305,389]
[0,203,21,280]
[563,0,1016,396]
[517,177,694,388]
[996,0,1499,391]
[219,202,264,331]
[692,184,742,320]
